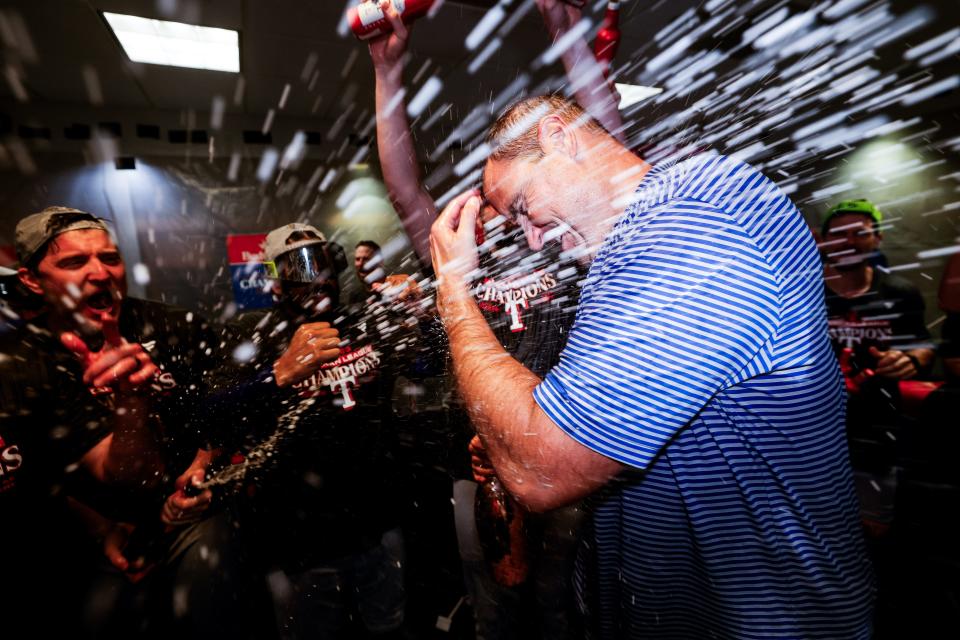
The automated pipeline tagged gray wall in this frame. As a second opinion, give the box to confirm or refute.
[0,151,419,316]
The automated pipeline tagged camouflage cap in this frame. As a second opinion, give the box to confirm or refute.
[15,206,109,264]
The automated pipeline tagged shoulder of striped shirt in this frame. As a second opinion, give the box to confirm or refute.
[628,152,753,211]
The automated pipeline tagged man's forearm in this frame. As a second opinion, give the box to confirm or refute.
[560,40,624,141]
[375,63,436,265]
[439,278,619,510]
[441,280,547,491]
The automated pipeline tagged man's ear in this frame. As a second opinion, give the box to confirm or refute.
[537,114,578,159]
[17,266,44,296]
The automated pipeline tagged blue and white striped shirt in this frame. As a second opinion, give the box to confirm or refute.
[534,153,874,639]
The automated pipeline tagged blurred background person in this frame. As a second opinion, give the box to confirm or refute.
[819,198,935,537]
[354,238,386,294]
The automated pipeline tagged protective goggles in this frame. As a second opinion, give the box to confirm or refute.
[265,244,336,284]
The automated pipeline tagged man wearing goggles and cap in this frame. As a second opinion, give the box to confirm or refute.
[210,221,434,639]
[265,224,342,300]
[263,224,346,379]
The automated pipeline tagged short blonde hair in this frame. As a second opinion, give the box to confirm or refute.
[486,94,609,163]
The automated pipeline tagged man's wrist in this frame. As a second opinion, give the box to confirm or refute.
[436,276,475,331]
[906,352,922,376]
[373,60,404,84]
[437,274,471,303]
[560,38,593,72]
[272,360,289,388]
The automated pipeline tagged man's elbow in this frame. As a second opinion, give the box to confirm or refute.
[502,474,580,514]
[515,490,567,513]
[500,455,622,513]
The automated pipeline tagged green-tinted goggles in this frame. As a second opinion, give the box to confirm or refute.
[266,245,335,284]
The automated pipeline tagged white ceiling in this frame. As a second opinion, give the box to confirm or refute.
[0,0,667,122]
[1,0,957,171]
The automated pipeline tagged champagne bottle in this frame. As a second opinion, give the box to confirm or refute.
[122,481,203,580]
[347,0,435,41]
[839,347,875,394]
[593,1,621,76]
[475,475,529,587]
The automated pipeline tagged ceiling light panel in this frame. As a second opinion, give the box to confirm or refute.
[103,12,240,73]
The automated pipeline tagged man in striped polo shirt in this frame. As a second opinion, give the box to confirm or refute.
[429,95,874,639]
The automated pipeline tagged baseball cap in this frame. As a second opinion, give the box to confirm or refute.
[822,199,883,235]
[15,206,110,265]
[262,223,327,263]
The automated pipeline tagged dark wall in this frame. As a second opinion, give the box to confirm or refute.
[0,151,419,317]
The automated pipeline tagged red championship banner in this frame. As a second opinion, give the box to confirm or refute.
[226,234,273,310]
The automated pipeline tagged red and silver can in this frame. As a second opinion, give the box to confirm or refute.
[347,0,435,41]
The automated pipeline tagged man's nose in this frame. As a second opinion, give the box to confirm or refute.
[526,230,544,251]
[86,259,110,281]
[520,217,544,251]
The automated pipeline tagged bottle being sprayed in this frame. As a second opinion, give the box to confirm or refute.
[471,436,529,587]
[593,1,621,76]
[122,479,205,583]
[347,0,435,41]
[839,347,875,394]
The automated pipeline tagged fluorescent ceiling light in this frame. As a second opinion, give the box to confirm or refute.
[616,83,664,110]
[103,12,240,73]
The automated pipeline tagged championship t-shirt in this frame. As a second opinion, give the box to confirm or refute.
[474,222,581,378]
[535,153,874,639]
[0,295,222,577]
[210,299,425,565]
[824,271,931,427]
[0,298,216,508]
[0,328,111,516]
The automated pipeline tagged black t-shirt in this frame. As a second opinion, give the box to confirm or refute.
[824,270,930,427]
[208,300,425,565]
[474,224,581,378]
[0,298,219,537]
[941,312,960,360]
[0,329,111,527]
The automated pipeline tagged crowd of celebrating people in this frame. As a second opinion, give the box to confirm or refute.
[1,1,957,639]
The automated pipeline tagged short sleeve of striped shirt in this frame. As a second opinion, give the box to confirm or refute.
[534,198,782,469]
